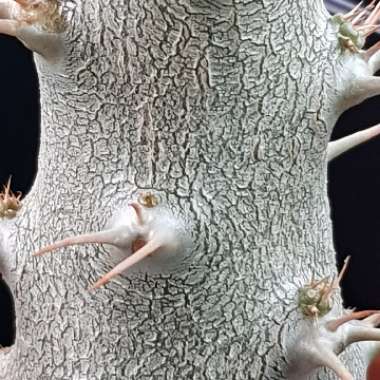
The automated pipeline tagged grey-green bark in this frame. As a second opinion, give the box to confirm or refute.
[0,0,375,378]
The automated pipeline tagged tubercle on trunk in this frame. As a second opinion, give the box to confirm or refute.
[0,177,22,220]
[298,257,351,319]
[286,257,380,380]
[328,1,380,161]
[332,1,380,54]
[16,0,65,33]
[33,192,193,289]
[0,0,65,59]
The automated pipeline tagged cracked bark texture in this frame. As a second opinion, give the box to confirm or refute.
[0,0,366,379]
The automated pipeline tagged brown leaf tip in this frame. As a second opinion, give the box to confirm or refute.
[137,192,160,208]
[298,256,351,318]
[17,0,66,33]
[0,177,22,219]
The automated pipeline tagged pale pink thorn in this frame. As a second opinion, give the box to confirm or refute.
[310,276,329,289]
[0,20,19,37]
[0,0,17,20]
[89,238,163,289]
[316,346,354,380]
[129,202,144,225]
[324,256,350,299]
[356,24,379,31]
[367,0,377,10]
[348,326,380,344]
[1,176,11,202]
[364,0,377,14]
[365,1,380,25]
[14,0,30,6]
[365,3,380,24]
[343,3,360,18]
[328,125,380,161]
[4,176,11,193]
[364,312,380,326]
[365,39,380,59]
[364,28,378,38]
[326,310,379,332]
[352,1,375,26]
[353,9,370,25]
[322,276,336,301]
[337,256,351,285]
[33,229,122,256]
[364,25,380,37]
[343,1,364,21]
[363,123,380,139]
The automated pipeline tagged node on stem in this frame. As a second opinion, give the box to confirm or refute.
[34,193,192,289]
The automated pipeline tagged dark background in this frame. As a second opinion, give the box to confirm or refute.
[0,0,379,347]
[0,36,38,347]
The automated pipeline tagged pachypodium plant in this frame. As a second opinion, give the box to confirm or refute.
[2,0,380,379]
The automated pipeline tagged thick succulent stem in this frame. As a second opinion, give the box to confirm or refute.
[1,0,380,379]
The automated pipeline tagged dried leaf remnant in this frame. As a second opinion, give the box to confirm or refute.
[0,178,22,219]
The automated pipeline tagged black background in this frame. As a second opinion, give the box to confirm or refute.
[0,36,38,346]
[0,0,379,347]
